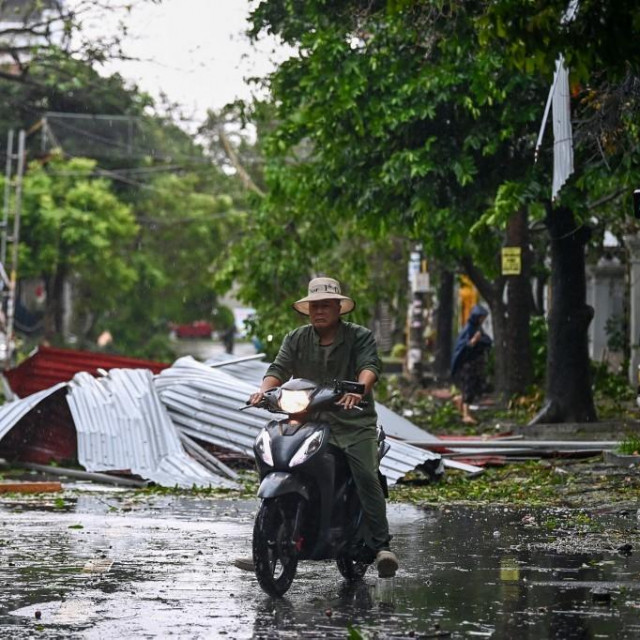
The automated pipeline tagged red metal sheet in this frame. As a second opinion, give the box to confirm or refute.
[0,387,77,464]
[4,346,170,398]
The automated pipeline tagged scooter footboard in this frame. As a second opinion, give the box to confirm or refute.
[258,471,310,500]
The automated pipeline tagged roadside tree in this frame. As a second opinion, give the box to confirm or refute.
[19,154,138,340]
[242,1,553,395]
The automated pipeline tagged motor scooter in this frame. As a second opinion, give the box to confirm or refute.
[241,378,390,597]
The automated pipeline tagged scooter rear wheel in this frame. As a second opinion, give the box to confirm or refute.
[336,553,369,581]
[253,497,299,597]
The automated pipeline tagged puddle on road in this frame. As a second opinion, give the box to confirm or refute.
[0,493,639,638]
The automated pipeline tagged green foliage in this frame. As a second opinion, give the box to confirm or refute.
[393,456,640,508]
[248,3,549,277]
[130,171,245,324]
[392,462,569,506]
[137,471,258,499]
[477,0,640,83]
[18,154,139,338]
[591,362,633,402]
[212,305,235,331]
[0,50,152,142]
[244,0,640,411]
[213,191,409,358]
[21,154,138,278]
[425,400,461,433]
[618,433,640,455]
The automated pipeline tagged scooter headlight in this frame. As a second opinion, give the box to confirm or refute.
[279,389,311,414]
[290,430,324,467]
[255,430,273,466]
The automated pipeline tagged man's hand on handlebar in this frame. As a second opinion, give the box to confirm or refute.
[249,391,265,406]
[337,392,364,411]
[248,377,282,407]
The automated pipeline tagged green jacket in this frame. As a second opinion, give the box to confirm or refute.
[264,321,382,446]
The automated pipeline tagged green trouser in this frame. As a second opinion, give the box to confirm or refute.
[339,436,390,551]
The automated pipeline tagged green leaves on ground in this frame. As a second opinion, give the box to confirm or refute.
[392,458,640,508]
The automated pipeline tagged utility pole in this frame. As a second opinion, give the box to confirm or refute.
[1,129,13,266]
[406,244,430,384]
[1,129,26,367]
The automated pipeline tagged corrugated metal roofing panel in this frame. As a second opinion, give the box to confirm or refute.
[383,437,444,484]
[0,382,68,442]
[374,402,437,443]
[67,368,236,489]
[205,353,270,384]
[552,55,574,200]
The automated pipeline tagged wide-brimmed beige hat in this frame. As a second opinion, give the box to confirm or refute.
[292,277,355,316]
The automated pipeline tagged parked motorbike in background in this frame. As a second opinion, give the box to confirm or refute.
[241,378,390,597]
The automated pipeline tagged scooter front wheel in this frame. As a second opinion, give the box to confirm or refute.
[253,497,299,597]
[336,553,369,581]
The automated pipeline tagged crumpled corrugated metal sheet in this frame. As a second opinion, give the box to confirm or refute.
[0,382,68,442]
[0,353,445,487]
[156,356,441,485]
[67,368,237,489]
[155,357,272,457]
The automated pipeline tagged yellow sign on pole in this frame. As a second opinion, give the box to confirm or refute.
[501,247,521,275]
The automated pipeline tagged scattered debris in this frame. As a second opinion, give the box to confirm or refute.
[0,480,61,493]
[0,348,446,489]
[408,437,621,460]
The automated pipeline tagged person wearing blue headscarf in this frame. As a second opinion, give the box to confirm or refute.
[451,304,492,424]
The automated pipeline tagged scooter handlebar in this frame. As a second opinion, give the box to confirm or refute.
[335,380,366,395]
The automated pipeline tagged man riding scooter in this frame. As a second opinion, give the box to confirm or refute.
[235,276,399,579]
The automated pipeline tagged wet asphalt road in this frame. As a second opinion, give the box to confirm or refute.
[1,491,640,639]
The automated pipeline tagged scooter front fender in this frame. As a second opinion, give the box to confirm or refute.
[257,472,310,500]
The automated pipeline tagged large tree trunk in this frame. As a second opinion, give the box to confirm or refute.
[529,206,597,424]
[433,267,454,381]
[504,209,533,395]
[490,296,508,393]
[462,223,534,399]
